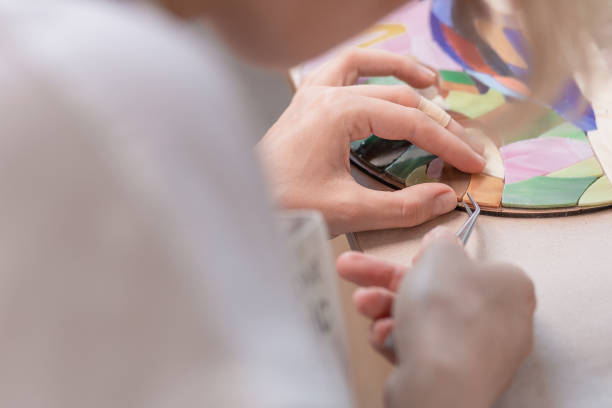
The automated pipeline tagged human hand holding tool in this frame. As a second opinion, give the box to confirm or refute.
[337,204,536,408]
[258,48,485,236]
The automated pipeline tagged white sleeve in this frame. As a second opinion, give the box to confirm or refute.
[0,2,353,407]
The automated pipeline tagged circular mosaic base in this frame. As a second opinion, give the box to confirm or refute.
[350,153,612,218]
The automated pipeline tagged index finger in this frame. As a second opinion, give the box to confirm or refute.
[346,94,486,174]
[305,48,436,88]
[337,251,407,291]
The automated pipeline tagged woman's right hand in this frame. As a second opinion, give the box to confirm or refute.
[337,227,536,408]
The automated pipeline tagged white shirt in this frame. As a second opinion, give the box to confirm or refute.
[0,1,353,407]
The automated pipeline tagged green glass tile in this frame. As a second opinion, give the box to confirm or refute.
[355,135,411,169]
[384,145,437,183]
[446,89,505,119]
[439,70,475,85]
[405,165,436,187]
[366,76,407,86]
[502,176,597,208]
[579,176,612,206]
[546,157,603,178]
[538,122,587,141]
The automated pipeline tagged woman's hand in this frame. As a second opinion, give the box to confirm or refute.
[337,227,536,408]
[257,48,485,235]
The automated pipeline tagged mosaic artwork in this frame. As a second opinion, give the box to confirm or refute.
[293,0,612,215]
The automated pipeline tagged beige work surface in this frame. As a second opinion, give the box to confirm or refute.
[349,166,612,407]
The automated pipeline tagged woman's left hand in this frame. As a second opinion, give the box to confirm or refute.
[257,48,485,235]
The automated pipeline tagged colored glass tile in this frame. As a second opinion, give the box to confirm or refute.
[431,13,466,69]
[440,81,480,94]
[503,28,529,63]
[579,176,612,207]
[474,18,528,68]
[552,80,597,132]
[502,176,597,208]
[500,137,594,184]
[467,129,504,179]
[425,158,470,200]
[405,165,436,187]
[446,89,505,119]
[441,23,497,75]
[538,122,587,142]
[463,174,504,208]
[441,164,470,201]
[432,0,454,27]
[546,158,603,179]
[355,135,411,169]
[466,71,525,99]
[493,76,530,95]
[427,157,444,179]
[384,145,437,183]
[439,70,475,85]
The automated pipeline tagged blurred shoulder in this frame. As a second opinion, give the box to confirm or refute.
[0,0,250,138]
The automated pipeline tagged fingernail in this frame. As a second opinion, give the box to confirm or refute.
[475,153,487,170]
[467,132,486,156]
[433,190,457,216]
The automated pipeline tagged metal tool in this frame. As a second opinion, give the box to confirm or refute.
[383,193,481,353]
[456,192,480,246]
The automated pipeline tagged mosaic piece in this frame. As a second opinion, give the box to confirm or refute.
[546,158,603,179]
[501,137,594,184]
[440,164,471,201]
[439,70,480,94]
[405,165,436,186]
[474,18,527,68]
[468,128,504,179]
[446,89,505,119]
[502,176,597,208]
[467,70,525,99]
[579,176,612,207]
[538,122,588,142]
[464,174,504,208]
[441,21,497,75]
[439,70,475,85]
[440,81,480,94]
[427,157,444,178]
[385,145,437,183]
[354,135,411,170]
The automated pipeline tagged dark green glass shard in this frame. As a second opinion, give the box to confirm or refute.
[384,145,437,183]
[354,135,411,170]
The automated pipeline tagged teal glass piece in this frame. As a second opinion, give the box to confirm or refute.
[384,145,437,183]
[350,139,365,152]
[355,135,411,170]
[502,176,597,208]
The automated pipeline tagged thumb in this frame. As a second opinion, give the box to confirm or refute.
[346,182,458,232]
